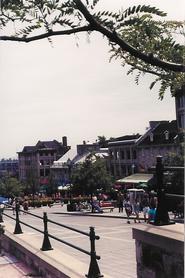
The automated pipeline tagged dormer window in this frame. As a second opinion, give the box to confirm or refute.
[150,133,154,142]
[164,130,169,140]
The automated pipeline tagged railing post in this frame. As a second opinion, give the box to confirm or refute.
[14,203,23,234]
[0,206,3,223]
[41,212,53,251]
[0,224,5,256]
[86,226,103,278]
[154,156,175,226]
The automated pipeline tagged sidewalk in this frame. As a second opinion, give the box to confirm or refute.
[0,252,42,278]
[0,204,183,277]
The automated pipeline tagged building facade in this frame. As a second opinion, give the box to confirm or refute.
[18,137,70,187]
[108,121,181,179]
[136,120,181,171]
[0,159,19,178]
[108,135,140,179]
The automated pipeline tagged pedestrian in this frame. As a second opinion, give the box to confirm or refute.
[12,199,16,215]
[147,204,156,224]
[124,197,132,224]
[134,198,141,223]
[149,192,157,209]
[92,195,103,213]
[23,200,29,214]
[117,192,124,213]
[141,194,150,222]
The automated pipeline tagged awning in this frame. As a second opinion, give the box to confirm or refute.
[116,173,153,184]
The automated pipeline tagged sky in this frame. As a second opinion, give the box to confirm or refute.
[0,0,184,159]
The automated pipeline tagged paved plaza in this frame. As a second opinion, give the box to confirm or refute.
[1,204,183,277]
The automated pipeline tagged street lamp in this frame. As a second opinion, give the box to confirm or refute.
[154,156,175,226]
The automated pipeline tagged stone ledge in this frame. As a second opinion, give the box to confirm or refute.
[2,222,111,278]
[132,223,184,254]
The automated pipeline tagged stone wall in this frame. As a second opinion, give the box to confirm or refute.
[133,224,184,278]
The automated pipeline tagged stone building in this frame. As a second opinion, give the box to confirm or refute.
[108,134,141,179]
[18,137,70,188]
[107,120,180,179]
[136,120,181,171]
[0,159,19,178]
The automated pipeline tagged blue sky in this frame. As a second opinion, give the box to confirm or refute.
[0,0,184,158]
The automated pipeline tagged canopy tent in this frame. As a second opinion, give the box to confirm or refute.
[117,173,153,184]
[115,173,153,189]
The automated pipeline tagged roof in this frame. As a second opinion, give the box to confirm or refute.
[116,173,153,184]
[36,140,61,150]
[18,139,70,154]
[108,134,141,146]
[137,120,178,146]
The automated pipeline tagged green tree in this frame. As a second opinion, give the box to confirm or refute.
[0,176,23,197]
[71,153,112,197]
[24,168,39,205]
[97,135,107,148]
[0,0,184,98]
[47,172,58,196]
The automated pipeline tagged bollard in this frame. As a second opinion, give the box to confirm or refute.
[86,227,103,278]
[154,156,175,226]
[0,224,5,256]
[41,212,53,251]
[14,203,23,234]
[0,208,3,223]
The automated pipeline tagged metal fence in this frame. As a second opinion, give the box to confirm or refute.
[0,203,103,278]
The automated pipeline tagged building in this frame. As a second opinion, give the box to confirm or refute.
[76,140,100,155]
[0,159,19,178]
[107,134,141,178]
[108,120,180,179]
[136,120,180,171]
[18,137,70,188]
[51,142,109,188]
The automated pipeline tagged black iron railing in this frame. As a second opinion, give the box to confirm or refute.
[0,203,103,278]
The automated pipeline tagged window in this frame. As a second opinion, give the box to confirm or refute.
[133,150,137,159]
[127,150,130,160]
[45,169,50,176]
[40,169,44,176]
[164,130,169,140]
[121,151,125,160]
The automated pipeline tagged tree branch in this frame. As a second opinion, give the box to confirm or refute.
[0,25,92,42]
[74,0,185,73]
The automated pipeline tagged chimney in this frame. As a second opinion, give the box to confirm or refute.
[62,136,67,147]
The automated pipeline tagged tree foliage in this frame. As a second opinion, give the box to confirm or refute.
[0,176,23,197]
[0,0,184,98]
[71,153,112,195]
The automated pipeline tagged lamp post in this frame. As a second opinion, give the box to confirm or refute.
[154,156,175,226]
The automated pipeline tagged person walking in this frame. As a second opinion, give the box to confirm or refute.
[147,204,156,224]
[23,200,29,214]
[124,197,132,224]
[117,192,124,213]
[141,194,150,222]
[134,198,141,223]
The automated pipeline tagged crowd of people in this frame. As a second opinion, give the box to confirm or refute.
[8,198,29,215]
[117,191,157,224]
